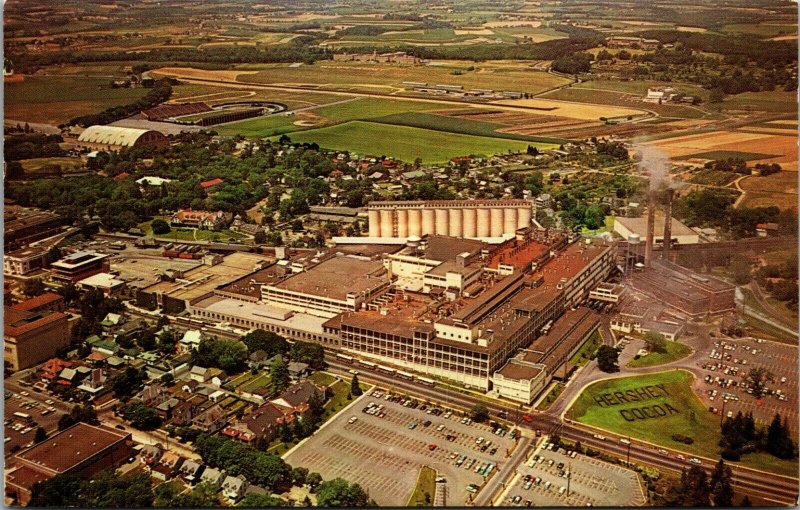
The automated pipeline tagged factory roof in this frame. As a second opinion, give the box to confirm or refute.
[614,212,696,238]
[6,246,48,260]
[51,251,108,270]
[15,422,129,475]
[495,360,543,381]
[10,292,63,312]
[142,252,271,302]
[447,273,525,325]
[532,240,611,287]
[487,239,549,270]
[523,307,601,364]
[4,307,66,337]
[272,256,386,301]
[194,296,328,333]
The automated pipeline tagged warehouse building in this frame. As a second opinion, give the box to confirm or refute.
[76,125,169,151]
[5,423,132,505]
[4,306,70,371]
[614,211,699,247]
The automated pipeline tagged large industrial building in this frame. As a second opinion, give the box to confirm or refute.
[367,199,534,240]
[76,125,169,151]
[5,423,132,505]
[4,306,70,371]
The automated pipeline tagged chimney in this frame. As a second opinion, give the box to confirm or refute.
[662,188,674,261]
[644,191,656,268]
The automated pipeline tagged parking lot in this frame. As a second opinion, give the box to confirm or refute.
[505,441,645,507]
[696,337,798,433]
[4,389,65,457]
[285,387,518,506]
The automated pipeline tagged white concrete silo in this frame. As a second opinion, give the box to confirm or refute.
[407,209,422,237]
[503,208,517,235]
[463,208,477,238]
[435,208,449,236]
[368,210,380,237]
[421,208,436,236]
[490,207,504,237]
[477,207,490,237]
[448,208,463,238]
[379,210,393,237]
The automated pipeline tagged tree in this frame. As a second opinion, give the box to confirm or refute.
[315,478,371,507]
[242,329,289,357]
[58,403,98,430]
[109,366,147,398]
[596,345,619,372]
[271,356,290,393]
[289,340,327,369]
[30,470,154,508]
[351,374,362,396]
[151,218,171,235]
[730,254,752,285]
[307,472,323,491]
[22,277,45,297]
[642,331,668,354]
[191,338,248,373]
[709,87,725,103]
[254,230,267,244]
[469,403,490,423]
[745,367,773,399]
[292,466,309,486]
[33,426,48,444]
[710,459,734,507]
[238,493,286,507]
[765,413,796,459]
[122,400,163,430]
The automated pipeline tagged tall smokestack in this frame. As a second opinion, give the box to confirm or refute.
[662,188,674,261]
[645,191,656,268]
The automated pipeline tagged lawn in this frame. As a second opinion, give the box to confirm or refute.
[240,372,272,393]
[4,75,149,124]
[536,382,565,411]
[309,371,338,387]
[407,466,437,506]
[273,121,552,163]
[372,112,566,144]
[19,157,85,175]
[138,219,248,242]
[567,371,720,457]
[627,342,693,368]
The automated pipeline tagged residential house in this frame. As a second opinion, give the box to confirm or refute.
[77,368,107,396]
[271,380,325,419]
[151,451,184,482]
[135,383,170,407]
[222,475,248,501]
[189,366,210,383]
[179,460,204,485]
[156,398,181,420]
[199,467,226,488]
[191,404,227,433]
[178,329,203,353]
[288,362,310,380]
[141,444,164,465]
[221,402,286,446]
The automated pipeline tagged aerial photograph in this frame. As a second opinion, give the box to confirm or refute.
[2,0,798,507]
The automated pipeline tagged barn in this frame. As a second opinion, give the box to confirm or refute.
[77,125,169,151]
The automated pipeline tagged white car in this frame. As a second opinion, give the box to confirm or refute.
[348,416,358,424]
[689,458,702,465]
[593,434,606,440]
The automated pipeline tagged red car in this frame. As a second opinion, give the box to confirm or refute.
[522,414,533,423]
[428,444,437,451]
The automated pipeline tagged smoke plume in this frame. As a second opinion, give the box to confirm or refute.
[634,142,672,191]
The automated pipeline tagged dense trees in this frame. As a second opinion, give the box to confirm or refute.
[191,338,248,373]
[151,218,171,235]
[58,403,99,430]
[242,330,290,357]
[156,481,220,507]
[289,341,327,370]
[30,470,154,508]
[109,366,148,398]
[720,410,796,461]
[642,331,668,353]
[552,51,593,74]
[122,400,163,430]
[315,478,373,507]
[765,413,796,459]
[469,403,490,422]
[195,434,292,491]
[4,133,65,162]
[596,345,620,372]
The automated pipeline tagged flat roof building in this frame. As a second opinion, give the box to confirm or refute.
[51,250,110,284]
[614,212,699,247]
[5,423,132,505]
[4,306,69,371]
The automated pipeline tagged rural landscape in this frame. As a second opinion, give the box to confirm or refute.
[3,0,798,508]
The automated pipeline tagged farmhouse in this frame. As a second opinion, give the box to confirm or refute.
[76,125,169,151]
[170,209,233,230]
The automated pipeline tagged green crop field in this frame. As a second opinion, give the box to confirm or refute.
[679,150,779,161]
[371,112,567,144]
[5,76,149,124]
[567,371,721,456]
[627,342,693,368]
[542,87,709,119]
[216,97,442,137]
[573,79,711,100]
[273,120,555,163]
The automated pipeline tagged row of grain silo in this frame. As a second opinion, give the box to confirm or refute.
[367,200,533,239]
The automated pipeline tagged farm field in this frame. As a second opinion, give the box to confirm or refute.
[4,75,149,124]
[572,78,711,100]
[234,62,571,96]
[541,87,710,119]
[492,97,647,120]
[18,157,85,175]
[216,97,442,137]
[715,91,799,113]
[647,130,798,169]
[273,121,554,163]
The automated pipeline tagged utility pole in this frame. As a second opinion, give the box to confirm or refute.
[566,462,571,497]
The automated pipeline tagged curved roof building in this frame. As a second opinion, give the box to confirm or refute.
[77,125,168,149]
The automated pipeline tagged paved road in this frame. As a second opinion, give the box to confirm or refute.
[473,435,532,506]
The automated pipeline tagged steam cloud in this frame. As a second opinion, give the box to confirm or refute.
[634,143,672,191]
